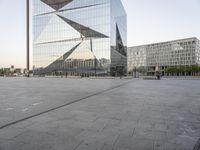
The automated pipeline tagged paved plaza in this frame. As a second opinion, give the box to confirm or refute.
[0,77,199,150]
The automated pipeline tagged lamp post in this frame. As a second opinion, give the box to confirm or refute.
[26,0,30,77]
[133,66,137,78]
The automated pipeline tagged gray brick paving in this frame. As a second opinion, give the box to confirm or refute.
[0,78,200,150]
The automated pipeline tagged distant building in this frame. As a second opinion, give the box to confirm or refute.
[128,37,200,75]
[0,67,26,77]
[3,68,10,72]
[33,0,127,76]
[11,65,14,69]
[15,68,26,74]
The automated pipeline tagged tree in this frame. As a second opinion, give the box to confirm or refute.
[0,68,4,76]
[192,65,198,72]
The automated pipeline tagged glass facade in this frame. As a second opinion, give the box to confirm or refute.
[33,0,127,76]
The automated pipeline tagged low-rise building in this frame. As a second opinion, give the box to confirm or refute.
[128,37,200,75]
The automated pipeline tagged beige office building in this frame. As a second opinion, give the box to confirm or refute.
[128,37,200,75]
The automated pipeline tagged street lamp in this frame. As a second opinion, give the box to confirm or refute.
[26,0,30,77]
[133,66,137,78]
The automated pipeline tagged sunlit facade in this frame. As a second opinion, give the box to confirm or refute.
[33,0,127,76]
[128,37,200,75]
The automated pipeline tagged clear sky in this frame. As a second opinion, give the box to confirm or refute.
[0,0,200,68]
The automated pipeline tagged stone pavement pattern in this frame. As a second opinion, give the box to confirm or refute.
[0,77,127,127]
[0,78,200,150]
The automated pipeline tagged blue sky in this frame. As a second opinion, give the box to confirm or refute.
[0,0,200,68]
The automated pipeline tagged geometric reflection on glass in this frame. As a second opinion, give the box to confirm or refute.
[57,15,109,39]
[41,0,74,11]
[33,0,127,76]
[116,24,126,57]
[38,42,82,74]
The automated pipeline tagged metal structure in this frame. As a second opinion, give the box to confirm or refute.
[26,0,30,77]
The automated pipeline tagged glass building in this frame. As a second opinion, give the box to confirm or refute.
[33,0,127,76]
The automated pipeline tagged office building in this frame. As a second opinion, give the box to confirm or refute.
[128,37,200,75]
[33,0,127,76]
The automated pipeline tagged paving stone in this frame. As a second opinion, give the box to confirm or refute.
[0,138,25,150]
[0,78,200,150]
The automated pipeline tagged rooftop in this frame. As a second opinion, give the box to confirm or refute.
[129,37,199,48]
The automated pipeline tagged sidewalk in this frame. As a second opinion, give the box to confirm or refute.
[0,78,199,150]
